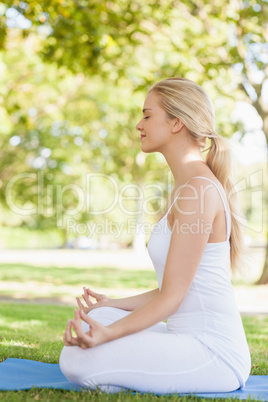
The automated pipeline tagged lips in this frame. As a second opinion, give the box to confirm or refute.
[140,134,146,139]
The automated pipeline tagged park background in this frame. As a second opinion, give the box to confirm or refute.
[0,1,267,400]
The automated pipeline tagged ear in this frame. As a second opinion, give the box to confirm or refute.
[171,118,184,134]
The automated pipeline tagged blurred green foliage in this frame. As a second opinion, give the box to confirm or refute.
[0,0,267,280]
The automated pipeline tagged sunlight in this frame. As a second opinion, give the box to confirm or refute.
[0,318,44,329]
[0,339,36,348]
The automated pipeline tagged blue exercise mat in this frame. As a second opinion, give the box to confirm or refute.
[0,358,82,391]
[0,358,267,401]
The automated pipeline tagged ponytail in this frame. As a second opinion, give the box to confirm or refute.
[206,133,247,270]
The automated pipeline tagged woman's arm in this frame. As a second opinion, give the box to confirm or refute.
[64,179,218,348]
[77,287,159,313]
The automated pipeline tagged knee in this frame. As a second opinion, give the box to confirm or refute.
[81,307,114,332]
[88,306,119,318]
[86,306,129,328]
[59,346,87,387]
[81,306,130,334]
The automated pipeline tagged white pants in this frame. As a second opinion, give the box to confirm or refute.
[59,307,240,394]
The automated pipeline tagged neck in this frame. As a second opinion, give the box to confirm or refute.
[161,143,206,188]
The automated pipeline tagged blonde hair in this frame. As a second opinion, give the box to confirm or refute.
[149,77,246,270]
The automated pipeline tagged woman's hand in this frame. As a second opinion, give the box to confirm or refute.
[76,287,110,314]
[63,309,112,349]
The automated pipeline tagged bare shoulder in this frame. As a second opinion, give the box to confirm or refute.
[173,175,222,218]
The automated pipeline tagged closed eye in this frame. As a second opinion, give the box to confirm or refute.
[144,116,150,120]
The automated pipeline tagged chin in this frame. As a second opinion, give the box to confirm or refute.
[141,147,154,154]
[141,148,152,154]
[141,144,161,154]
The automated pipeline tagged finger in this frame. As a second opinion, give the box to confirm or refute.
[63,320,79,346]
[70,320,81,346]
[72,311,93,344]
[87,288,104,303]
[82,293,92,307]
[63,320,72,343]
[79,310,98,329]
[79,309,90,322]
[83,287,93,307]
[76,297,87,311]
[73,308,81,322]
[86,288,99,298]
[73,325,94,348]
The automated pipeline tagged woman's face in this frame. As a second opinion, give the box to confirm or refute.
[136,91,173,153]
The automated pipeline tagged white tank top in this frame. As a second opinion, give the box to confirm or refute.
[147,176,251,387]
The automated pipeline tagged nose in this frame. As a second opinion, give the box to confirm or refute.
[136,118,143,131]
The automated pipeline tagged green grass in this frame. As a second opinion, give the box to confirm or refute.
[242,315,268,375]
[0,388,250,402]
[0,304,72,364]
[0,263,158,301]
[0,263,157,288]
[0,303,267,401]
[0,261,267,401]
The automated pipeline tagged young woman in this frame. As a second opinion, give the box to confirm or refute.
[59,77,251,394]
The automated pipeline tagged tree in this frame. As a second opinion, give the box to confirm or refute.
[0,0,173,80]
[0,28,171,248]
[0,0,267,280]
[168,0,268,282]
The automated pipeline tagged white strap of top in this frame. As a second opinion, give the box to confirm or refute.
[166,176,231,241]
